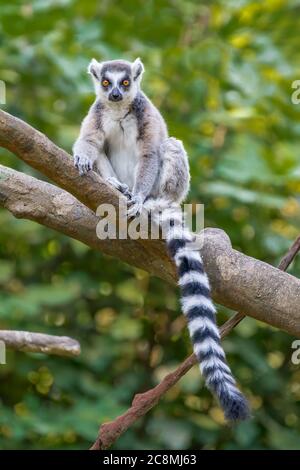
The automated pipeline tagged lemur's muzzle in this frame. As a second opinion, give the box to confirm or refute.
[109,88,122,102]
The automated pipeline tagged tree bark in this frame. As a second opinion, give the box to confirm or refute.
[1,108,300,450]
[0,330,80,357]
[0,160,300,337]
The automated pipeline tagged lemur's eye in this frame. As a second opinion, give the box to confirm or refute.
[102,79,110,87]
[122,79,130,87]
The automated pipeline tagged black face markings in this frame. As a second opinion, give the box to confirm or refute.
[119,74,131,91]
[100,75,112,91]
[100,62,135,94]
[100,71,131,95]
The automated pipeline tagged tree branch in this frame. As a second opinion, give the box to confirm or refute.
[0,164,157,276]
[0,162,300,337]
[0,109,169,276]
[90,234,300,450]
[90,315,243,450]
[0,330,80,357]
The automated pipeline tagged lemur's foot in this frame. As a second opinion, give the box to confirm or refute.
[107,177,132,199]
[127,194,144,218]
[74,155,93,176]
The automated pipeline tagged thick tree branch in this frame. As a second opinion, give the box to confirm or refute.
[90,234,300,450]
[0,164,157,275]
[0,163,300,337]
[0,108,174,282]
[0,330,80,357]
[0,109,118,212]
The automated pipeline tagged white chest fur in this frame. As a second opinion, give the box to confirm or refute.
[103,109,139,189]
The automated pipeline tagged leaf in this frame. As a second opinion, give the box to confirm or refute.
[0,260,14,283]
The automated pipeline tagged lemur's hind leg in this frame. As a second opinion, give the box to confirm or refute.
[144,137,190,213]
[143,137,190,232]
[130,137,190,217]
[144,138,191,254]
[158,137,190,204]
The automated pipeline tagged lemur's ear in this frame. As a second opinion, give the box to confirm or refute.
[132,58,144,81]
[88,58,102,80]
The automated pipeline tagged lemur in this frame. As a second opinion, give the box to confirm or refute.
[73,58,250,422]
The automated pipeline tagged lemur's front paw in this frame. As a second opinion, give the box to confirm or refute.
[127,194,144,218]
[74,155,93,176]
[107,177,132,199]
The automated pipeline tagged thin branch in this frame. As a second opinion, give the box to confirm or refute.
[90,235,300,450]
[0,330,80,357]
[278,235,300,270]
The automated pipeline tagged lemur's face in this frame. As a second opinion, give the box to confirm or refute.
[88,58,144,105]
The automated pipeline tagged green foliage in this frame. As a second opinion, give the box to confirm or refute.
[1,0,300,450]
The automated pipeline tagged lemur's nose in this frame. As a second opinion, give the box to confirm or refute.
[109,88,122,101]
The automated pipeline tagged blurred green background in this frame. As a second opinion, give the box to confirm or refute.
[1,0,300,450]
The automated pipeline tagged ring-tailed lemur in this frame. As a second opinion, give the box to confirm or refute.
[73,58,250,422]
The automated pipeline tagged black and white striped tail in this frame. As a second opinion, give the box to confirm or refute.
[159,204,250,422]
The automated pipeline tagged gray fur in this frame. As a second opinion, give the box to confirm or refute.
[101,60,132,76]
[73,57,190,214]
[73,58,249,421]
